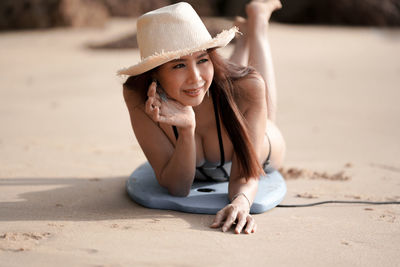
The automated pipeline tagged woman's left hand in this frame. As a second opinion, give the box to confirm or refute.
[210,196,256,234]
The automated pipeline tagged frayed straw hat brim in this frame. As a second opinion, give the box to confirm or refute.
[117,26,238,77]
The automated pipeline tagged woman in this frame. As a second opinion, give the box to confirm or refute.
[119,0,285,234]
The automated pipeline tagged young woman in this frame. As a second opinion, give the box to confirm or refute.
[120,0,285,234]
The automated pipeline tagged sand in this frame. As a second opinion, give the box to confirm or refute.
[0,18,399,266]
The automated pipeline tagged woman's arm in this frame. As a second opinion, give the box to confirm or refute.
[123,83,197,196]
[211,74,268,234]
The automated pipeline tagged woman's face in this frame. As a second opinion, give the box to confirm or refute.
[154,51,214,106]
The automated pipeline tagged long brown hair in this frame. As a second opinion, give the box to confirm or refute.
[207,49,264,179]
[123,49,264,180]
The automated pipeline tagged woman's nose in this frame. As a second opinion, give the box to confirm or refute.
[187,65,201,84]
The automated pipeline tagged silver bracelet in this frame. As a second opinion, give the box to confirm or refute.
[231,192,251,208]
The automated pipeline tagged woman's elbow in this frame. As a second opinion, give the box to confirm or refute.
[168,186,191,197]
[158,178,191,197]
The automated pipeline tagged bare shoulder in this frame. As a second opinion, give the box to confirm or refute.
[123,86,146,113]
[233,72,266,109]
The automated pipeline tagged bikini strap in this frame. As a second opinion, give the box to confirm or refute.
[172,125,178,140]
[266,134,272,162]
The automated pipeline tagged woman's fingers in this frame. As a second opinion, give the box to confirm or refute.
[244,215,256,234]
[147,81,157,97]
[148,82,164,103]
[210,208,227,228]
[145,97,158,114]
[145,97,162,122]
[252,222,257,233]
[151,106,160,121]
[145,97,154,114]
[211,206,256,234]
[152,98,162,108]
[234,213,256,235]
[146,82,169,123]
[234,211,248,234]
[145,81,164,119]
[222,205,238,232]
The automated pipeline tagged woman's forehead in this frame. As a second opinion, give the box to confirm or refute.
[173,51,209,62]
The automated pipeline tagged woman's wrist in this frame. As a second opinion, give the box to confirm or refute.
[231,192,251,211]
[177,123,196,137]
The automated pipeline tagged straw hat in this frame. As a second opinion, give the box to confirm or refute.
[117,2,238,76]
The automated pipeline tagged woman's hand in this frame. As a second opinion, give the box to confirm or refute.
[210,194,257,234]
[145,82,195,129]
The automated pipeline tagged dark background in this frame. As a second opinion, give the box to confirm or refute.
[1,0,400,31]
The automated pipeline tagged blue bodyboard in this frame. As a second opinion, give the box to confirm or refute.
[126,162,286,214]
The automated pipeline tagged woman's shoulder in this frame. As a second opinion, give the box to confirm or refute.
[233,72,266,105]
[123,86,146,112]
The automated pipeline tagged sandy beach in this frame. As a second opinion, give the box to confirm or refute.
[0,18,399,266]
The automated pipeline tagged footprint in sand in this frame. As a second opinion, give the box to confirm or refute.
[0,232,52,252]
[378,210,397,223]
[295,192,318,199]
[279,167,350,181]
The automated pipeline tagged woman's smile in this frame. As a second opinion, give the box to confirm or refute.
[183,88,202,97]
[182,81,206,97]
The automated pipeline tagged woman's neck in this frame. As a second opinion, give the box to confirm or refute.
[193,92,214,126]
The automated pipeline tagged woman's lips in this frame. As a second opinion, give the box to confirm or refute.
[183,87,203,97]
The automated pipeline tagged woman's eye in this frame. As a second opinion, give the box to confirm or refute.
[198,58,208,64]
[173,63,185,69]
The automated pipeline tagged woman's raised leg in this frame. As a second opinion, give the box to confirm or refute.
[243,0,285,168]
[246,0,281,122]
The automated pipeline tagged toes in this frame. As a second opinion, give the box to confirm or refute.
[246,0,282,18]
[269,0,282,11]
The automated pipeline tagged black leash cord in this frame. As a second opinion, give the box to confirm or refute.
[277,200,400,208]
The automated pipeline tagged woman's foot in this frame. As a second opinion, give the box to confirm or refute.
[246,0,282,25]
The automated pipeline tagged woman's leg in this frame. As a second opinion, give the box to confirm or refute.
[229,16,249,66]
[229,0,285,167]
[246,0,281,122]
[242,0,285,168]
